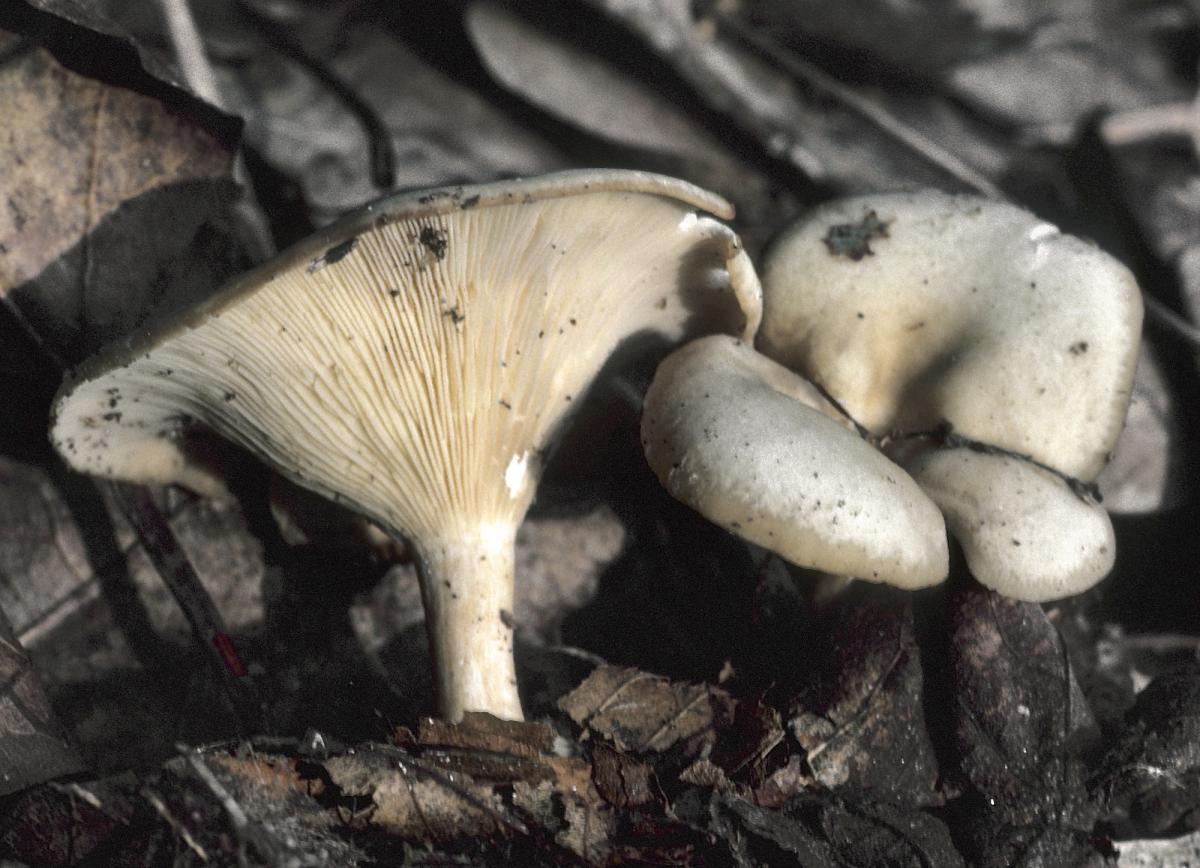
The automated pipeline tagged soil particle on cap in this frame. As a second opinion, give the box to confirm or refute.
[307,237,358,272]
[419,226,448,260]
[1069,341,1089,355]
[823,210,891,260]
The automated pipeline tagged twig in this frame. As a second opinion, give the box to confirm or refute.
[1143,294,1200,351]
[181,746,299,867]
[1101,99,1200,160]
[234,0,395,190]
[112,484,261,730]
[158,0,277,262]
[144,788,210,863]
[709,9,1004,198]
[159,0,222,107]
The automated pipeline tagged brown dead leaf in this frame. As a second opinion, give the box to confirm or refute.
[207,752,321,800]
[0,29,242,362]
[679,757,732,790]
[0,606,84,795]
[753,754,815,809]
[558,665,735,755]
[591,742,663,811]
[0,36,229,293]
[325,748,505,842]
[408,711,557,758]
[387,716,616,859]
[710,696,785,784]
[788,590,940,805]
[392,712,570,786]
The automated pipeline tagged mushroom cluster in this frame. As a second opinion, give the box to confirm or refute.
[51,170,762,722]
[50,175,1140,726]
[644,190,1141,602]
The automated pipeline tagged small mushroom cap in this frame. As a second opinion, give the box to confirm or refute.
[760,191,1142,480]
[50,170,761,543]
[905,448,1116,601]
[642,335,949,588]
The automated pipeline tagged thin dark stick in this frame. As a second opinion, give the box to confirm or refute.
[235,0,395,189]
[711,9,1004,198]
[112,484,261,729]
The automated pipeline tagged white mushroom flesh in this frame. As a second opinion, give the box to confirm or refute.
[642,335,948,589]
[760,191,1142,480]
[905,448,1116,601]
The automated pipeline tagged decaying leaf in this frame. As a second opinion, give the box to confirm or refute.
[0,776,137,865]
[789,587,939,804]
[685,786,966,868]
[326,740,613,863]
[559,664,735,755]
[324,746,508,842]
[948,583,1104,864]
[1093,661,1200,837]
[0,28,243,362]
[0,607,83,797]
[591,742,664,811]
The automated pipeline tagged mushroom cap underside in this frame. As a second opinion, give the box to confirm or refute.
[51,170,762,544]
[642,335,948,589]
[760,190,1142,480]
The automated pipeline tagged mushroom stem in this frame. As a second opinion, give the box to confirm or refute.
[415,526,522,722]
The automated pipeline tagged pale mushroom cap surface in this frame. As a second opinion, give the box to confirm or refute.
[642,335,949,589]
[51,170,761,544]
[905,448,1116,601]
[760,191,1142,480]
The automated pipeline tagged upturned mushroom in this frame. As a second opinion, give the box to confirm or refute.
[757,190,1141,600]
[50,170,762,721]
[642,334,949,589]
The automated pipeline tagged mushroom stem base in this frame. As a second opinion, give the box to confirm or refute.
[416,528,522,722]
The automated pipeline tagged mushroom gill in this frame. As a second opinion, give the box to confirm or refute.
[51,170,762,720]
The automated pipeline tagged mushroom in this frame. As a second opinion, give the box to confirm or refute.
[758,190,1142,600]
[642,334,948,590]
[903,449,1115,601]
[50,169,762,721]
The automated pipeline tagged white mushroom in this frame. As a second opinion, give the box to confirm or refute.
[50,170,762,721]
[904,449,1115,601]
[759,190,1141,600]
[642,335,948,589]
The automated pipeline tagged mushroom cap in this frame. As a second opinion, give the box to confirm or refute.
[759,191,1142,480]
[50,170,762,544]
[642,335,949,588]
[904,448,1115,601]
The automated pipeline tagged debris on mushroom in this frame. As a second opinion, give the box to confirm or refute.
[50,169,762,721]
[758,190,1142,600]
[642,335,948,590]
